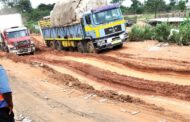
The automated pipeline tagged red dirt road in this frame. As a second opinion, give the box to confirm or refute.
[1,36,190,121]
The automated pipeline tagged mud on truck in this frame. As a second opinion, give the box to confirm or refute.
[0,27,35,55]
[39,4,128,53]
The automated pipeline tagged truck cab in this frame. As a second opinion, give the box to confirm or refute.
[82,4,128,50]
[1,27,35,55]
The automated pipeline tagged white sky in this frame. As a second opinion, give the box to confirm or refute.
[30,0,176,8]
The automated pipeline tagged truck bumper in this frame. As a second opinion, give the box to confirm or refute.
[95,32,128,50]
[10,46,36,55]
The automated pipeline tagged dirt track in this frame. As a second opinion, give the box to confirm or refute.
[1,36,190,121]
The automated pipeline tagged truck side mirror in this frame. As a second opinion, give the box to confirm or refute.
[85,15,92,25]
[28,29,30,35]
[4,33,7,39]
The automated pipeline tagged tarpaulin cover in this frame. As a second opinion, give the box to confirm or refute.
[50,0,107,27]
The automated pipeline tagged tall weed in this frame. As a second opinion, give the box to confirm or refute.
[154,23,171,42]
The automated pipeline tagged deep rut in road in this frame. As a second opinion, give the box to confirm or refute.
[1,51,190,102]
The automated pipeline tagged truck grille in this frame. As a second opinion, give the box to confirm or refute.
[17,40,29,47]
[104,25,122,35]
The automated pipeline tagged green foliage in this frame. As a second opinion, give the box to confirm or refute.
[129,25,154,41]
[120,6,128,14]
[144,0,167,17]
[173,19,190,45]
[129,25,144,41]
[25,21,40,34]
[129,21,190,46]
[23,9,50,22]
[154,23,171,42]
[168,31,180,44]
[178,0,187,12]
[37,3,55,10]
[143,25,155,40]
[111,0,124,3]
[129,0,144,14]
[15,0,32,13]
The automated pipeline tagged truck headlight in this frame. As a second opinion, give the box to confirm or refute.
[8,44,16,50]
[107,38,112,43]
[119,34,125,40]
[14,42,18,46]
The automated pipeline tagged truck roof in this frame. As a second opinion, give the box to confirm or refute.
[5,27,27,33]
[92,4,120,13]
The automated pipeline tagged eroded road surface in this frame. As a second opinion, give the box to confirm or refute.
[0,36,190,122]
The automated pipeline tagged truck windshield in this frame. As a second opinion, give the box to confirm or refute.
[93,8,122,25]
[7,30,28,39]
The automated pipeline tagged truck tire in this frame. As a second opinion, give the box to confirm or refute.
[46,41,51,47]
[50,41,56,49]
[55,41,63,51]
[86,41,98,53]
[30,52,35,55]
[5,46,9,53]
[115,43,123,49]
[77,42,85,53]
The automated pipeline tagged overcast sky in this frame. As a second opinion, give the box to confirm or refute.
[30,0,171,8]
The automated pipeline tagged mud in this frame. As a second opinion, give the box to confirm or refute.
[1,36,190,121]
[2,50,190,102]
[0,36,189,102]
[32,36,190,76]
[41,58,190,101]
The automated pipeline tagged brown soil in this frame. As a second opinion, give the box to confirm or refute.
[1,36,190,121]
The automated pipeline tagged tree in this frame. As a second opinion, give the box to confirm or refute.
[178,0,188,12]
[111,0,124,4]
[16,0,32,13]
[168,0,176,11]
[120,6,128,14]
[144,0,167,18]
[130,0,144,14]
[38,3,55,11]
[170,0,176,6]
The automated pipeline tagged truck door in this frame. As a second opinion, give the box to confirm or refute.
[83,14,95,39]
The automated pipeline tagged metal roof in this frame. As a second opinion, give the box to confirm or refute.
[148,17,186,23]
[6,27,27,33]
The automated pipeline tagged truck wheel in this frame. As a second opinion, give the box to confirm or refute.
[50,41,56,49]
[77,42,85,53]
[46,41,51,47]
[69,47,75,52]
[86,41,98,53]
[56,41,63,51]
[5,46,9,53]
[30,52,35,55]
[115,43,123,49]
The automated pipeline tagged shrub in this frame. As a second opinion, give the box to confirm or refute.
[154,23,171,42]
[169,19,190,45]
[143,25,155,40]
[177,20,190,45]
[168,31,180,44]
[129,25,145,41]
[129,25,154,41]
[128,21,190,46]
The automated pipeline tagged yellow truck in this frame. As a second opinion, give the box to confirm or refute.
[39,4,128,53]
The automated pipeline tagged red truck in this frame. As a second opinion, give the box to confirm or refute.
[0,14,35,55]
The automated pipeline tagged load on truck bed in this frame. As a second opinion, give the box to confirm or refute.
[39,3,128,53]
